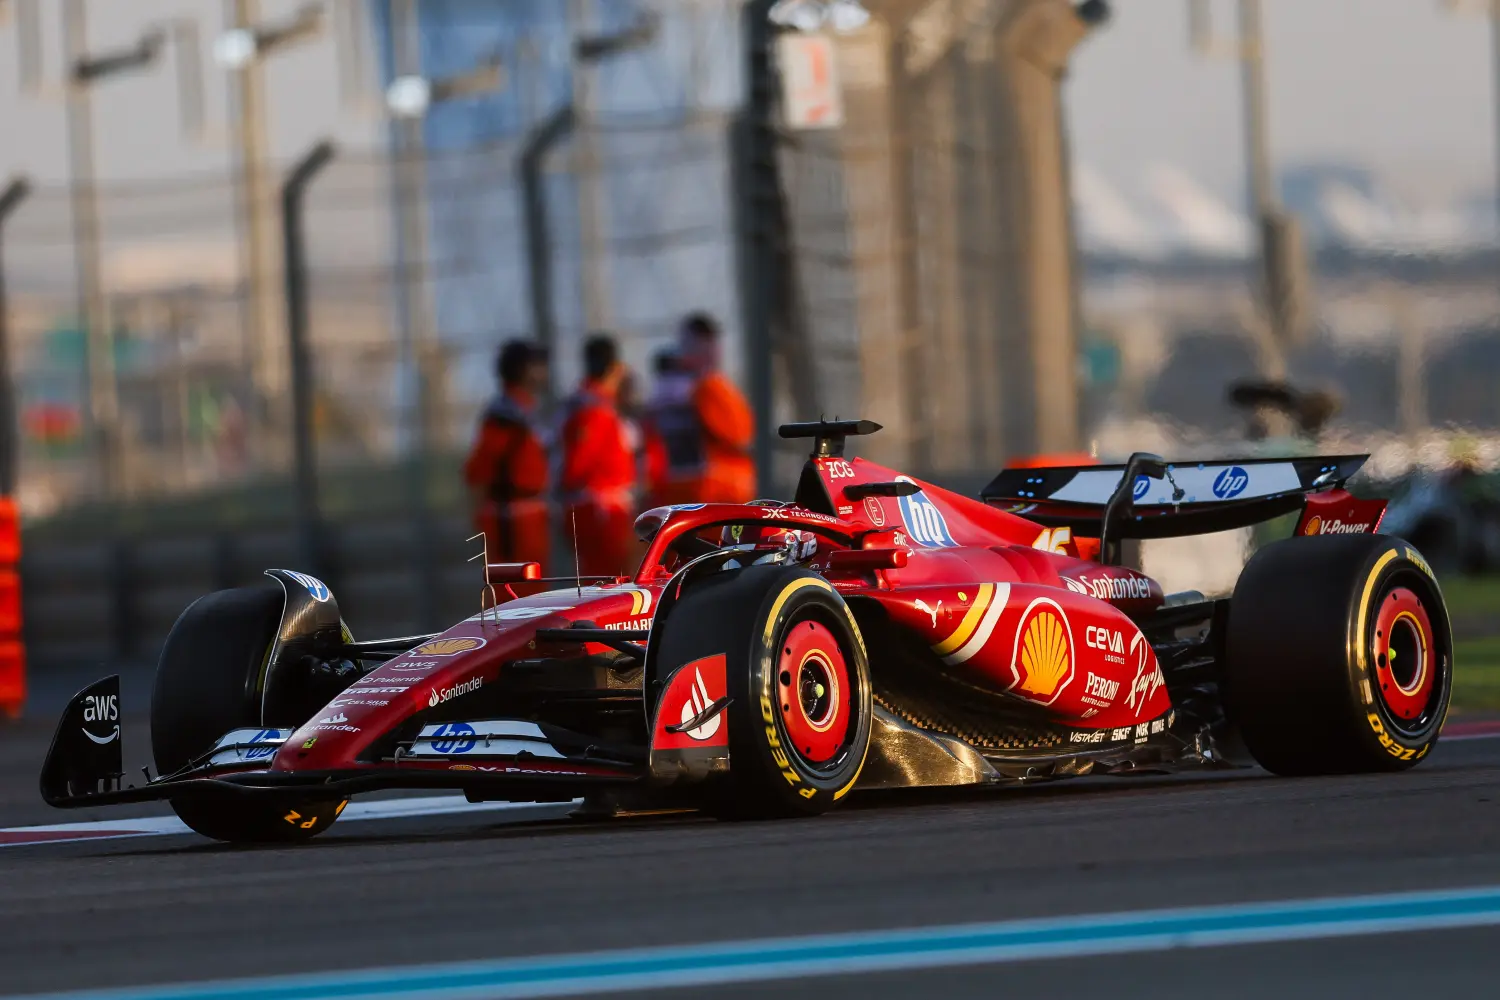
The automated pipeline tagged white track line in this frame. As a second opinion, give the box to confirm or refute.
[0,796,574,847]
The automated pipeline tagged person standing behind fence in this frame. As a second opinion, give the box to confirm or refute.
[463,341,551,571]
[641,348,692,508]
[559,334,638,577]
[651,313,756,505]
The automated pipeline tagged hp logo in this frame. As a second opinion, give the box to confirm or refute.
[896,478,957,548]
[244,729,282,760]
[1131,475,1150,501]
[286,571,330,602]
[430,722,476,755]
[1212,467,1250,500]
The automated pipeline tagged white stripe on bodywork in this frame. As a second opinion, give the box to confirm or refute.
[943,582,1010,665]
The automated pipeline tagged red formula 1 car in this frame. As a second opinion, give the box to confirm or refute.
[41,421,1451,842]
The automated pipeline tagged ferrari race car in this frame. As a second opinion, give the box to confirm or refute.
[41,420,1451,843]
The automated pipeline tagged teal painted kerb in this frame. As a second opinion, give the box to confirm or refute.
[21,884,1500,1000]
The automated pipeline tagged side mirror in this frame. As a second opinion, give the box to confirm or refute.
[1132,453,1168,482]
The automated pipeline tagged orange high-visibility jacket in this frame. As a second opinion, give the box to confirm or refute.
[650,371,755,505]
[463,394,550,567]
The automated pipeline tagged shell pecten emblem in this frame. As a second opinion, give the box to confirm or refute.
[1009,598,1075,705]
[412,637,486,657]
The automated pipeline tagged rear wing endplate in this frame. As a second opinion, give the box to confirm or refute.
[982,454,1369,539]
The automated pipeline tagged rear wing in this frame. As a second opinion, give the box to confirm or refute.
[981,454,1369,539]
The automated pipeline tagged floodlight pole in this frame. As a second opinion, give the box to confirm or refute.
[62,0,168,499]
[0,178,31,497]
[282,140,336,579]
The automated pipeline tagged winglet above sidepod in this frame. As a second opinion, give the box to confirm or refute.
[39,675,123,806]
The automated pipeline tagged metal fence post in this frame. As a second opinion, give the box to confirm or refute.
[518,106,577,377]
[281,140,336,579]
[734,1,818,493]
[0,178,32,498]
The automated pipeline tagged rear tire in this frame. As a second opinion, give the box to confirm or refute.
[152,584,344,843]
[1225,534,1451,776]
[654,566,872,818]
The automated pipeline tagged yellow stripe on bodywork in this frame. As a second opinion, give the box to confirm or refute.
[932,583,996,657]
[1355,549,1399,671]
[762,577,834,645]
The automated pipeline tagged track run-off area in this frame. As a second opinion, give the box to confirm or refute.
[3,725,1500,998]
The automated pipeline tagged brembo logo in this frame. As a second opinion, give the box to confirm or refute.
[428,677,483,708]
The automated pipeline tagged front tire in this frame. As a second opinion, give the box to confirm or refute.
[655,566,872,818]
[152,584,344,843]
[1225,534,1451,775]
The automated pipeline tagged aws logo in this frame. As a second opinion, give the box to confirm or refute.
[1009,598,1075,705]
[895,476,957,548]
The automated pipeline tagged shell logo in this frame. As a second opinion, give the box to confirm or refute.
[1304,515,1322,536]
[1010,598,1075,704]
[413,637,486,657]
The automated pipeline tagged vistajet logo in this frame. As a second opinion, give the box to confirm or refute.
[428,677,483,708]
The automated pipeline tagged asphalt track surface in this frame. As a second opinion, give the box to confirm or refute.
[3,709,1500,1000]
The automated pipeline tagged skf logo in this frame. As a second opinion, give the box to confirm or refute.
[1212,466,1250,499]
[413,637,486,657]
[895,476,957,548]
[1010,598,1074,704]
[1084,626,1123,654]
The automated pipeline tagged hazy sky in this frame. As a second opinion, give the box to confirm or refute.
[0,1,1494,202]
[1067,0,1495,206]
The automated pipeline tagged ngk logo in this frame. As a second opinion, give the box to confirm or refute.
[1085,626,1124,654]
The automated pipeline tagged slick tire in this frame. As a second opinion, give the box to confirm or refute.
[1225,534,1451,776]
[655,565,872,819]
[152,584,343,844]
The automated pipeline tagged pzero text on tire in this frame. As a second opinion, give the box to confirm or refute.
[1225,533,1451,776]
[654,565,872,817]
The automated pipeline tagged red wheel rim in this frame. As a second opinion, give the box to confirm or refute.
[1371,586,1435,724]
[777,618,852,766]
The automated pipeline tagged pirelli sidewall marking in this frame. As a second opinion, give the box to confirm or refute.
[755,576,867,802]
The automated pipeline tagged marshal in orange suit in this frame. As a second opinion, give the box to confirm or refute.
[558,335,639,577]
[463,341,551,571]
[644,313,756,507]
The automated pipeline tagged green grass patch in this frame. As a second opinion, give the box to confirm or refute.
[1437,575,1500,627]
[1452,635,1500,713]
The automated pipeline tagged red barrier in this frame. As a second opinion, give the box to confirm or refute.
[0,498,22,718]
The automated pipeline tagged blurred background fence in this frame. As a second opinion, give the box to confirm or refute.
[4,0,1500,675]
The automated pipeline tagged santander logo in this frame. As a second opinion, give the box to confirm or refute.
[428,676,483,708]
[678,667,721,741]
